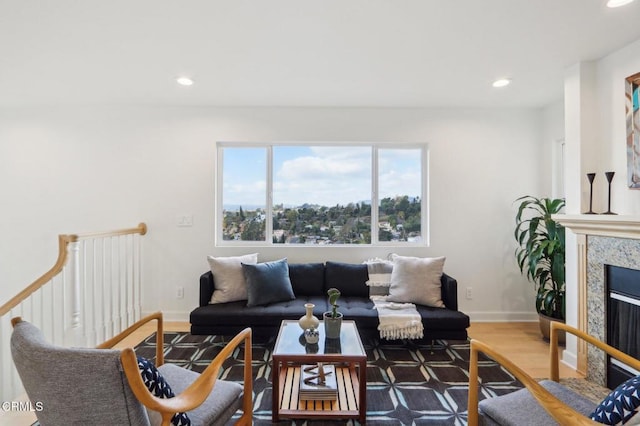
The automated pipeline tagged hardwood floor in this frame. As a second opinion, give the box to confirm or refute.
[2,321,582,425]
[110,321,189,349]
[468,322,583,379]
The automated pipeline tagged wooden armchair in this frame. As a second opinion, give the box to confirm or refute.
[468,321,640,426]
[11,312,252,426]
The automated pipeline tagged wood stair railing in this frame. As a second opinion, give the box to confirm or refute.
[0,223,147,403]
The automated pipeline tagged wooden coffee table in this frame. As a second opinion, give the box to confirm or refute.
[271,320,367,423]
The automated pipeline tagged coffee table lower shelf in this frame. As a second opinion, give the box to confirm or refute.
[276,365,361,421]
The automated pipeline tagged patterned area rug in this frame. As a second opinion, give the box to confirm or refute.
[134,332,523,425]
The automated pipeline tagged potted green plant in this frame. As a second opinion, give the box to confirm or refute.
[323,287,343,339]
[514,195,566,341]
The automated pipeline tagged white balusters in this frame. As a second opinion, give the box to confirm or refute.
[68,240,83,346]
[0,223,147,403]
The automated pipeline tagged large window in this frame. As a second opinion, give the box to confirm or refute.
[217,143,427,246]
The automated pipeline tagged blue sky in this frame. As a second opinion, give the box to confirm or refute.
[222,145,421,208]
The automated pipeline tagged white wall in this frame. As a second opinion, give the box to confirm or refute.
[0,106,543,321]
[595,38,640,214]
[541,100,565,199]
[561,36,640,368]
[563,37,640,217]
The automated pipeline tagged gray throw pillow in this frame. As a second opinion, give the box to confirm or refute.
[242,258,295,307]
[387,254,445,307]
[207,253,258,304]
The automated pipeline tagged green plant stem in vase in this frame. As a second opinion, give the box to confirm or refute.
[324,287,343,339]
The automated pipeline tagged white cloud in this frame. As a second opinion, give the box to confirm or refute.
[274,147,371,206]
[277,155,368,179]
[379,170,421,198]
[223,145,422,208]
[223,180,266,206]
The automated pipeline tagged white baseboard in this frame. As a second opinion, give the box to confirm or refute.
[562,347,578,369]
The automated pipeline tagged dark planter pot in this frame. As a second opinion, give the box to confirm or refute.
[323,312,343,339]
[538,313,566,345]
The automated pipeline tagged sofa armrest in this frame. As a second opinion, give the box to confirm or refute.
[441,273,458,311]
[199,271,215,307]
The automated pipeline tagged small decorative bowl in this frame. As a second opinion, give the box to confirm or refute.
[304,327,320,344]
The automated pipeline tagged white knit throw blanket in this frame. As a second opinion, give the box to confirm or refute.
[370,295,424,340]
[365,258,424,340]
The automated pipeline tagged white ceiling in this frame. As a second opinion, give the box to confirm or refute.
[2,0,640,109]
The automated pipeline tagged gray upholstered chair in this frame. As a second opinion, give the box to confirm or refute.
[10,312,253,426]
[467,321,640,426]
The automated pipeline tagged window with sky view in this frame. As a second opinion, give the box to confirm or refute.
[219,144,424,245]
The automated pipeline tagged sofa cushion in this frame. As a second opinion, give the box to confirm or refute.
[336,298,379,328]
[157,363,243,426]
[243,258,295,307]
[207,253,258,304]
[414,304,469,329]
[190,296,329,328]
[387,254,445,308]
[325,261,369,298]
[289,263,325,296]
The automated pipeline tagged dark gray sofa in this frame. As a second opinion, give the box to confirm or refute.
[190,261,470,340]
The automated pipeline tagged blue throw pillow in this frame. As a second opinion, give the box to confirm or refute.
[242,258,295,307]
[590,375,640,425]
[137,356,191,426]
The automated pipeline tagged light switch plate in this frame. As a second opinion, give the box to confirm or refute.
[176,215,193,227]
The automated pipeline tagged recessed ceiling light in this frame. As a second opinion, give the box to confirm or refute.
[176,76,194,86]
[607,0,634,7]
[492,78,511,88]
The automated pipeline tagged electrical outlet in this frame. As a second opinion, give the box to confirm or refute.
[466,287,473,300]
[176,286,184,299]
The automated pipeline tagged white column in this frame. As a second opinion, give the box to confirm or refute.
[563,61,598,369]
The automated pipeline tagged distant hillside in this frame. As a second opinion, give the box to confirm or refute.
[222,195,420,244]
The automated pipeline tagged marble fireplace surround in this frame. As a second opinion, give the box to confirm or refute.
[554,214,640,386]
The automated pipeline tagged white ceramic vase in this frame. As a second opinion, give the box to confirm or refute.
[298,303,320,330]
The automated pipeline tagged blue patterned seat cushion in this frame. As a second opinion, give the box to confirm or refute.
[590,375,640,425]
[137,356,191,426]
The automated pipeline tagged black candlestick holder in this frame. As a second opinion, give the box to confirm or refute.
[603,171,617,215]
[584,173,596,214]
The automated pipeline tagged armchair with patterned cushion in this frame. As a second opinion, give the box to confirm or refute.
[11,312,253,426]
[468,322,640,426]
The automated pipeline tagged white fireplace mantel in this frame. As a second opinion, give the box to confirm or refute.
[553,214,640,239]
[552,214,640,379]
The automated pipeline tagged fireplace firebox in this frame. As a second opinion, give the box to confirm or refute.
[606,264,640,389]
